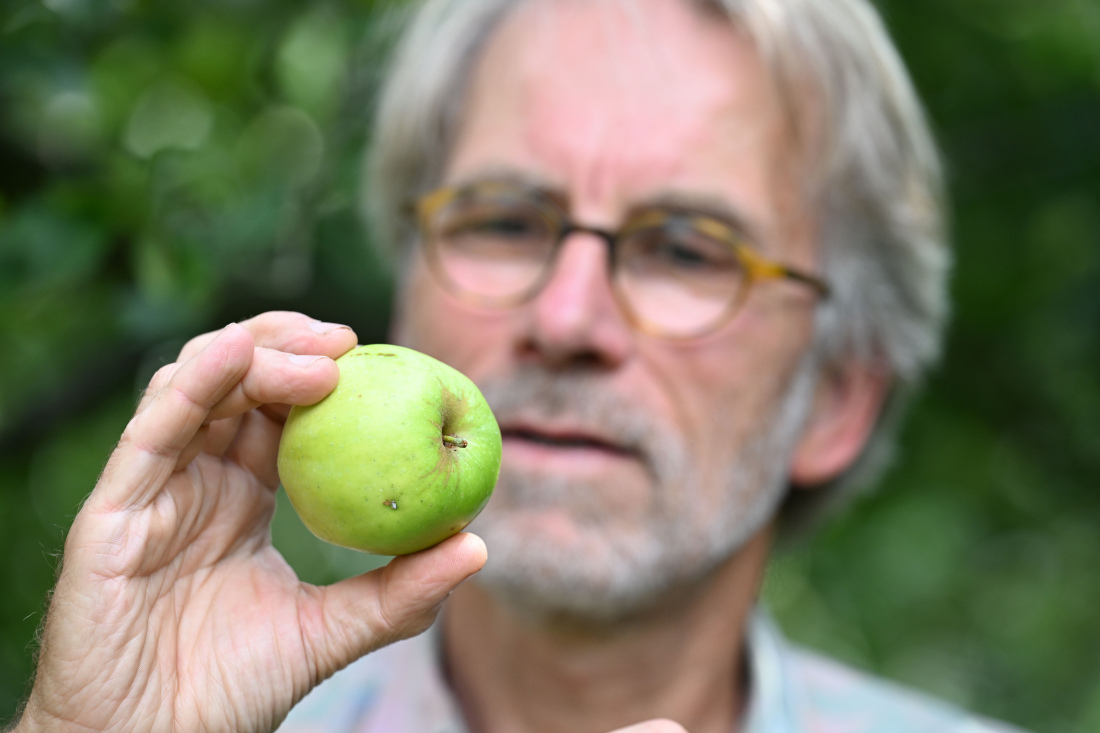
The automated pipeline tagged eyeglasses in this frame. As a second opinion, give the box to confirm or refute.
[415,180,830,339]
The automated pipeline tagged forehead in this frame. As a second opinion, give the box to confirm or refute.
[446,0,806,247]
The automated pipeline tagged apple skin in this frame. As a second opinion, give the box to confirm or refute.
[277,344,502,555]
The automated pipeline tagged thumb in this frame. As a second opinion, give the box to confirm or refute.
[307,532,487,680]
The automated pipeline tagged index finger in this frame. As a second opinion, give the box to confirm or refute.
[178,311,357,363]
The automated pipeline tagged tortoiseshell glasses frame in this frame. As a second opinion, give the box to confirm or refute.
[415,180,829,339]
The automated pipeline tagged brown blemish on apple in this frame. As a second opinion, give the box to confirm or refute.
[439,384,469,432]
[422,382,472,488]
[424,445,462,489]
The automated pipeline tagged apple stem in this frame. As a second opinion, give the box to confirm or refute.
[442,434,468,448]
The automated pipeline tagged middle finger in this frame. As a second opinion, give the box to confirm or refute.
[205,347,341,422]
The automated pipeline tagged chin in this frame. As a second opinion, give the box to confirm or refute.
[467,459,791,625]
[467,502,731,625]
[470,515,680,624]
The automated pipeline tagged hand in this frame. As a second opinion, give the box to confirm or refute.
[14,313,487,733]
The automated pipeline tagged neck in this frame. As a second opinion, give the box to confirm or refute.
[442,527,772,733]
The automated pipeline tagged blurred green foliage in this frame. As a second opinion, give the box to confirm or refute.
[0,0,1097,730]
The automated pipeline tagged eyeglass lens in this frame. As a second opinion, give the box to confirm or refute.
[432,191,556,301]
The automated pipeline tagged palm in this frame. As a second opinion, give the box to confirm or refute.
[110,459,298,730]
[20,314,486,733]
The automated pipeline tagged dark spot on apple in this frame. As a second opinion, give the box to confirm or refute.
[421,382,472,489]
[438,384,470,432]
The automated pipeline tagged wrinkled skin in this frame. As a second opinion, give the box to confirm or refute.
[13,312,487,733]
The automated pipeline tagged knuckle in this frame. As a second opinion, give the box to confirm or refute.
[373,594,401,639]
[166,383,210,416]
[128,386,208,456]
[148,362,178,390]
[180,331,215,358]
[278,362,320,394]
[117,415,143,448]
[370,574,424,646]
[247,310,307,329]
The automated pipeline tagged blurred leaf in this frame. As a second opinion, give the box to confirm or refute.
[235,105,324,189]
[124,76,214,158]
[276,9,349,121]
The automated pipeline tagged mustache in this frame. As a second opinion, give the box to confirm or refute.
[475,367,686,482]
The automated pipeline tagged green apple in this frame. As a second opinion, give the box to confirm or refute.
[277,344,501,555]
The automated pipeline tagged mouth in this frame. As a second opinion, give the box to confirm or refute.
[500,424,637,459]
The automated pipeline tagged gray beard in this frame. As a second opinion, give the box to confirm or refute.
[467,354,818,625]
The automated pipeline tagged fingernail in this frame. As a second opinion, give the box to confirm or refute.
[309,320,352,335]
[288,354,326,367]
[207,323,240,347]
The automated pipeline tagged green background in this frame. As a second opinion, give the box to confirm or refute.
[1,0,1097,730]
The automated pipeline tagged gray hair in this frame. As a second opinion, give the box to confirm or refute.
[365,0,949,536]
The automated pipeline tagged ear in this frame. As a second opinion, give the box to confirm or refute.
[789,359,891,487]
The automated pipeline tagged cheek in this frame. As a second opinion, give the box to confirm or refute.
[640,349,741,492]
[393,260,514,381]
[644,311,813,479]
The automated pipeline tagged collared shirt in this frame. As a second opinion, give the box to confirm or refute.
[278,612,1025,733]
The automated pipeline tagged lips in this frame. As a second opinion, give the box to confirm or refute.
[499,422,636,457]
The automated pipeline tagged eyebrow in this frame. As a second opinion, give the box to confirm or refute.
[447,167,559,194]
[628,190,764,248]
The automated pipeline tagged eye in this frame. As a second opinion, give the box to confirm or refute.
[473,214,539,237]
[625,226,740,274]
[652,238,714,268]
[441,201,550,243]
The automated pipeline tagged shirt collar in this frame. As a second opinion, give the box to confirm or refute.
[361,608,798,733]
[742,610,799,733]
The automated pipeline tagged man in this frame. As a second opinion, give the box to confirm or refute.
[10,0,1024,732]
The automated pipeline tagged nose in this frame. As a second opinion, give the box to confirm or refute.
[518,230,633,369]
